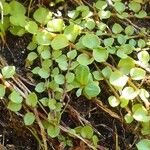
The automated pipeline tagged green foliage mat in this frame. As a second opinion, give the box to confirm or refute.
[0,0,150,149]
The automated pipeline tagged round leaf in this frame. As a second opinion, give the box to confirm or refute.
[33,7,52,25]
[109,71,128,89]
[47,125,60,138]
[2,66,15,78]
[24,112,35,126]
[93,47,108,62]
[27,52,38,61]
[84,82,101,98]
[81,125,93,139]
[108,96,120,107]
[82,33,100,49]
[121,87,139,100]
[9,1,26,15]
[7,101,22,112]
[77,53,93,66]
[124,113,133,123]
[35,82,46,93]
[9,90,23,104]
[25,21,38,34]
[114,2,125,13]
[54,74,65,85]
[26,92,38,107]
[47,19,64,32]
[112,23,123,34]
[130,67,146,80]
[75,65,90,85]
[51,34,69,50]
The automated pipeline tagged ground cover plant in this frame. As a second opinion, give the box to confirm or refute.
[0,0,150,149]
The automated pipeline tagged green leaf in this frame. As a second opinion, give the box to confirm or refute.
[84,82,101,98]
[26,92,38,107]
[48,99,56,110]
[93,47,108,62]
[75,65,90,85]
[3,2,11,15]
[2,66,15,78]
[102,66,112,79]
[27,52,38,61]
[7,101,22,112]
[135,10,147,18]
[66,72,75,83]
[38,68,50,78]
[32,67,40,74]
[35,82,45,93]
[67,50,77,59]
[47,19,64,32]
[25,21,38,34]
[9,90,23,104]
[92,135,99,147]
[76,5,90,17]
[92,71,104,81]
[112,23,123,34]
[82,33,100,49]
[56,55,68,71]
[141,122,150,135]
[36,31,52,45]
[129,1,141,12]
[41,49,51,59]
[64,24,81,42]
[0,84,5,98]
[129,39,137,46]
[81,125,93,139]
[9,1,26,15]
[120,98,129,108]
[109,71,128,89]
[130,67,146,80]
[133,106,150,122]
[47,125,60,138]
[138,39,146,48]
[54,74,65,85]
[114,2,125,13]
[121,87,139,100]
[138,51,150,64]
[117,44,134,58]
[125,25,134,35]
[95,0,107,10]
[108,96,120,107]
[132,104,150,122]
[139,89,149,103]
[136,139,150,150]
[76,88,82,97]
[103,38,114,47]
[117,34,127,45]
[24,112,35,126]
[98,10,111,19]
[9,26,26,36]
[27,42,37,50]
[42,59,52,69]
[51,34,69,50]
[124,113,133,123]
[118,57,135,75]
[85,20,95,30]
[10,14,26,27]
[77,53,93,66]
[33,7,52,25]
